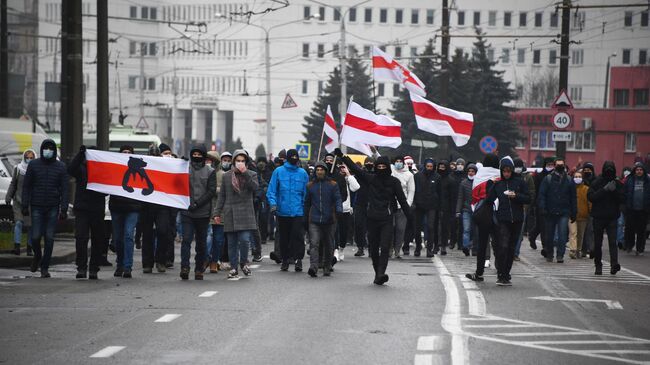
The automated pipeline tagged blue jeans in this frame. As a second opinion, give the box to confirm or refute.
[227,230,251,269]
[617,213,625,244]
[514,210,528,256]
[111,211,139,270]
[31,206,59,270]
[545,215,569,259]
[14,220,32,247]
[461,211,476,250]
[208,224,225,263]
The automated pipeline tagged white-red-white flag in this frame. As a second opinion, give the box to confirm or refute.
[410,92,474,147]
[324,105,339,153]
[85,150,190,209]
[372,46,426,97]
[341,101,402,151]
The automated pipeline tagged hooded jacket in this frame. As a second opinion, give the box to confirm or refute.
[22,139,69,211]
[487,157,531,223]
[67,148,106,213]
[304,162,343,225]
[588,161,625,220]
[392,161,415,208]
[183,144,216,219]
[214,150,259,232]
[414,160,440,210]
[624,162,650,212]
[436,160,457,213]
[266,153,309,217]
[456,165,475,214]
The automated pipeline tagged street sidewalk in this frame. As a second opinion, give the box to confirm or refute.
[0,234,76,268]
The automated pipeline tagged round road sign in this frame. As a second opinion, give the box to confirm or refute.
[553,111,571,129]
[479,135,498,154]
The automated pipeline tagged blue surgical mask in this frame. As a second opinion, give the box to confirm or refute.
[573,178,583,185]
[395,162,404,170]
[42,149,54,159]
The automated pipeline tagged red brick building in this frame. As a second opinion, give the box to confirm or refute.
[512,66,650,172]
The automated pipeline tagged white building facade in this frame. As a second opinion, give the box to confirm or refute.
[37,0,650,156]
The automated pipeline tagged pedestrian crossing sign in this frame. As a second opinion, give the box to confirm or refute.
[296,143,311,160]
[281,93,298,109]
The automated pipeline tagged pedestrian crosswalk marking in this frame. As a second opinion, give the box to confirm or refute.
[90,346,126,358]
[198,291,217,297]
[155,314,181,323]
[413,354,433,365]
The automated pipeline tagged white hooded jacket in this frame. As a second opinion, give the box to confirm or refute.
[392,165,415,209]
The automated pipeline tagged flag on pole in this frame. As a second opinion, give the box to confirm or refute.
[471,164,501,211]
[410,92,474,147]
[85,150,190,209]
[372,46,426,97]
[341,100,402,151]
[324,105,339,153]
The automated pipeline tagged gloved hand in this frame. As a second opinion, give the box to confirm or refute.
[188,202,199,211]
[604,181,616,192]
[5,198,11,206]
[59,211,67,221]
[333,148,344,158]
[79,145,86,153]
[570,216,576,224]
[21,206,29,217]
[270,205,277,215]
[455,212,461,218]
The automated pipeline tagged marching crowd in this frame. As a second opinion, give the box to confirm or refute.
[5,139,648,286]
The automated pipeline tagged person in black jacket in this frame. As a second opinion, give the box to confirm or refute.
[588,161,625,275]
[412,158,440,257]
[68,145,107,280]
[352,157,375,257]
[624,162,650,255]
[336,149,409,285]
[487,157,530,286]
[22,139,69,278]
[436,160,456,255]
[528,157,556,252]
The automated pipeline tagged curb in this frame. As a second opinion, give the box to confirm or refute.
[0,250,77,269]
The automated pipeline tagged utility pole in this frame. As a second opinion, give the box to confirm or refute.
[96,0,109,150]
[556,0,571,159]
[60,0,83,162]
[139,43,145,121]
[265,32,272,155]
[0,0,8,117]
[439,0,450,158]
[339,12,347,154]
[171,66,178,150]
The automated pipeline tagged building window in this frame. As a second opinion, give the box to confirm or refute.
[535,12,543,27]
[626,132,637,152]
[504,11,512,26]
[303,6,311,20]
[395,46,402,58]
[411,9,419,24]
[642,11,649,27]
[301,80,308,94]
[531,130,556,150]
[129,41,137,55]
[568,131,594,151]
[517,48,525,64]
[318,81,324,95]
[622,49,631,64]
[634,89,649,106]
[519,12,527,27]
[378,83,385,97]
[396,9,403,24]
[334,7,341,21]
[487,48,495,62]
[349,7,357,22]
[473,11,480,26]
[364,8,372,22]
[302,43,310,58]
[640,49,648,65]
[533,50,541,64]
[571,49,584,65]
[549,49,557,65]
[488,11,496,26]
[393,84,400,97]
[572,11,585,30]
[516,138,525,149]
[624,11,633,27]
[128,76,138,89]
[380,8,387,23]
[150,7,157,20]
[614,89,630,106]
[501,48,510,63]
[426,9,434,24]
[130,6,137,18]
[319,6,326,21]
[148,43,157,56]
[530,130,540,149]
[317,43,324,58]
[141,6,149,19]
[148,78,156,90]
[458,11,465,26]
[550,12,558,27]
[570,86,582,102]
[363,45,371,56]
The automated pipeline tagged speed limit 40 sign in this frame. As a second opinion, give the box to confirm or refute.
[553,111,571,129]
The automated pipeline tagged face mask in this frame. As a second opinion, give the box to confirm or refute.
[574,178,583,185]
[364,164,374,172]
[468,175,475,180]
[376,167,390,176]
[325,162,333,171]
[514,167,523,174]
[316,170,326,179]
[289,157,299,165]
[222,162,231,171]
[394,162,404,170]
[42,149,54,159]
[191,156,203,163]
[583,171,592,179]
[545,166,554,172]
[257,162,266,170]
[235,161,245,170]
[555,165,565,173]
[162,154,173,158]
[25,158,33,163]
[456,165,464,171]
[623,170,631,177]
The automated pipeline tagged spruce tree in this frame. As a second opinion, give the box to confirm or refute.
[254,143,266,159]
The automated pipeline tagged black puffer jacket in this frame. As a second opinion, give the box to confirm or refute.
[436,160,457,213]
[414,169,440,210]
[588,161,625,220]
[22,139,69,211]
[68,148,106,213]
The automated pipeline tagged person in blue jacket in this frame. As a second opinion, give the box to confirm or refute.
[267,149,309,272]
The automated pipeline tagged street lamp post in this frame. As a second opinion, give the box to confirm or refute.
[603,53,616,108]
[216,14,319,156]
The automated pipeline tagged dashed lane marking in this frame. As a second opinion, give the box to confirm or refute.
[89,346,126,358]
[414,354,433,365]
[154,314,181,323]
[198,291,217,297]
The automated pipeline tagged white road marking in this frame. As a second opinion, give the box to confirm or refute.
[414,354,433,365]
[526,340,650,345]
[417,336,444,351]
[578,350,650,355]
[249,264,260,269]
[154,314,181,323]
[432,256,468,365]
[494,331,600,337]
[529,296,623,310]
[198,291,218,297]
[465,324,537,329]
[90,346,125,358]
[459,276,486,316]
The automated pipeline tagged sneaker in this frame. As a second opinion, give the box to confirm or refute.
[295,260,303,272]
[484,259,491,268]
[194,272,204,280]
[280,262,289,271]
[221,262,231,271]
[241,265,252,276]
[270,251,282,264]
[426,249,434,258]
[496,278,507,286]
[11,246,20,256]
[513,256,520,261]
[76,271,86,279]
[89,271,98,280]
[462,248,470,256]
[373,274,389,285]
[30,259,39,273]
[165,262,174,269]
[403,249,410,256]
[569,251,577,259]
[26,246,33,256]
[156,263,166,273]
[41,271,50,278]
[228,269,239,279]
[180,267,189,280]
[354,249,365,257]
[638,252,644,256]
[529,240,537,250]
[546,256,554,263]
[122,269,132,278]
[308,267,317,277]
[465,273,484,282]
[541,249,547,258]
[501,279,513,286]
[142,267,153,274]
[252,255,263,263]
[557,258,564,263]
[339,249,345,261]
[99,257,112,267]
[323,267,331,277]
[414,248,421,257]
[114,267,124,277]
[333,249,340,262]
[610,263,621,275]
[135,240,141,250]
[595,266,603,275]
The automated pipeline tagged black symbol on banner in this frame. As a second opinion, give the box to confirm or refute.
[122,157,154,196]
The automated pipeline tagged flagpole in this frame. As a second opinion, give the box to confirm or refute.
[370,53,377,114]
[316,115,326,162]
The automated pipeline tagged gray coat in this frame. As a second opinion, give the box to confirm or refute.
[182,163,216,219]
[214,169,259,232]
[6,167,30,225]
[456,177,473,213]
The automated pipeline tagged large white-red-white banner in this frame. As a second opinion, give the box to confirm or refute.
[341,101,402,152]
[324,105,339,153]
[85,150,190,209]
[372,46,426,97]
[410,92,475,147]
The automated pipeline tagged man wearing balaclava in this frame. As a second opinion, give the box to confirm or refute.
[588,161,625,275]
[21,139,69,278]
[267,148,309,272]
[413,158,440,257]
[179,144,216,280]
[529,156,556,252]
[352,156,376,257]
[436,159,456,255]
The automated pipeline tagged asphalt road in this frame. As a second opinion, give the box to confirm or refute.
[0,238,649,365]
